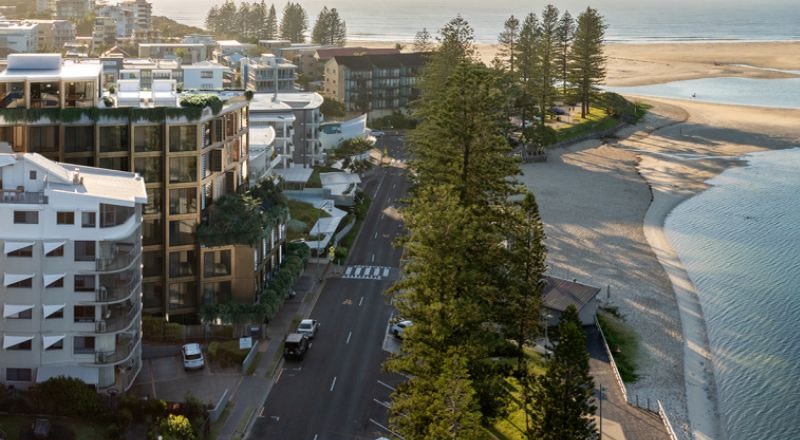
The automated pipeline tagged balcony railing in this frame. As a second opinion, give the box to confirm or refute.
[94,303,141,334]
[96,241,139,272]
[95,272,141,303]
[0,189,48,204]
[92,333,141,365]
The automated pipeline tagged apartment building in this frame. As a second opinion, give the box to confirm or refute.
[29,20,76,51]
[0,150,146,392]
[249,92,323,168]
[91,15,118,52]
[54,0,94,20]
[138,43,208,64]
[182,61,228,91]
[242,55,297,93]
[94,3,134,39]
[119,0,151,34]
[0,20,40,54]
[0,54,279,323]
[323,52,426,118]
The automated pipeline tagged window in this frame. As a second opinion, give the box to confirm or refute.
[134,157,162,183]
[74,241,95,261]
[100,204,134,228]
[7,245,33,257]
[169,157,197,183]
[46,308,64,319]
[6,339,32,350]
[168,282,196,308]
[45,339,64,350]
[57,211,75,225]
[0,82,25,108]
[30,81,60,108]
[169,250,196,277]
[81,212,96,228]
[5,368,32,381]
[99,126,128,152]
[7,278,32,288]
[7,308,32,319]
[143,281,164,309]
[74,274,95,292]
[169,220,196,246]
[203,281,231,304]
[73,306,94,323]
[145,188,162,215]
[169,125,197,152]
[143,218,163,246]
[200,70,214,79]
[142,250,163,277]
[98,156,129,172]
[73,336,95,354]
[134,125,163,152]
[65,81,95,108]
[204,250,231,277]
[29,170,36,180]
[46,277,64,288]
[13,211,38,224]
[64,125,94,153]
[46,244,64,257]
[169,188,197,215]
[28,126,59,153]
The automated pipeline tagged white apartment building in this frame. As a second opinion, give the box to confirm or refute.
[0,149,147,392]
[138,43,208,64]
[242,55,298,93]
[94,4,133,38]
[249,92,323,167]
[0,21,40,53]
[119,0,151,34]
[182,61,229,91]
[29,20,77,50]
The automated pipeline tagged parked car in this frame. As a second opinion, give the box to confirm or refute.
[181,343,205,371]
[297,319,320,338]
[549,106,568,115]
[283,333,310,360]
[391,320,413,339]
[370,130,385,138]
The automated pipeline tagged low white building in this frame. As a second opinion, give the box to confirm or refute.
[242,54,297,93]
[319,114,369,151]
[0,149,147,392]
[0,20,40,53]
[182,61,229,91]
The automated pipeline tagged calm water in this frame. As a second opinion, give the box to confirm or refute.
[607,77,800,110]
[150,0,800,43]
[666,148,800,440]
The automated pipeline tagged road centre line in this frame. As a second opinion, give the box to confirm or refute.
[346,331,352,344]
[374,231,378,239]
[359,296,364,306]
[372,253,375,262]
[330,376,337,392]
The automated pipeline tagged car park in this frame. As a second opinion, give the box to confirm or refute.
[390,320,413,339]
[370,130,385,137]
[283,333,310,360]
[297,319,320,338]
[181,343,205,371]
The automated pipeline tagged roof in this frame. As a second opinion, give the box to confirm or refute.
[542,276,601,312]
[0,54,102,80]
[248,91,323,112]
[316,47,400,61]
[272,167,313,184]
[182,61,229,70]
[331,52,429,71]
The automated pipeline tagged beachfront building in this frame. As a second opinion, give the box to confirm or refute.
[138,43,208,64]
[182,61,228,91]
[314,47,400,80]
[542,276,601,326]
[323,52,426,118]
[0,20,40,54]
[319,114,368,151]
[91,16,119,52]
[118,58,181,89]
[29,20,76,51]
[242,55,297,93]
[119,0,151,35]
[0,54,262,323]
[54,0,94,21]
[0,150,146,392]
[249,92,323,168]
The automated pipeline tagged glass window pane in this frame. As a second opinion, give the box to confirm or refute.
[134,125,163,152]
[169,157,197,183]
[64,125,94,153]
[169,250,196,277]
[168,282,197,308]
[134,157,162,183]
[169,188,197,215]
[169,220,196,246]
[99,126,128,152]
[0,82,25,108]
[65,81,95,107]
[30,81,60,108]
[28,126,59,153]
[143,281,164,309]
[169,125,197,152]
[142,218,163,246]
[203,250,231,277]
[98,156,129,171]
[144,188,162,215]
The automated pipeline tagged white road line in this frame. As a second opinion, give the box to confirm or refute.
[330,376,337,391]
[346,331,352,344]
[377,380,396,391]
[382,267,390,277]
[313,435,318,440]
[275,368,284,384]
[373,398,391,409]
[374,231,378,239]
[368,419,406,439]
[392,184,396,189]
[372,253,375,262]
[359,296,364,306]
[344,266,353,277]
[354,266,363,277]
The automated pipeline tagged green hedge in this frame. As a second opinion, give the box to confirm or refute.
[207,340,248,368]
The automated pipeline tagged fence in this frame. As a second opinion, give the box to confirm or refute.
[241,340,261,374]
[595,316,628,402]
[208,388,230,424]
[658,400,681,440]
[334,219,356,246]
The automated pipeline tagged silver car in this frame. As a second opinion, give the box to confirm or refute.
[181,343,205,371]
[297,319,320,338]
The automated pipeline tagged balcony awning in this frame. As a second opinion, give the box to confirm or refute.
[3,241,34,255]
[3,335,34,349]
[43,241,65,255]
[36,365,99,385]
[43,274,65,288]
[42,335,65,350]
[4,273,34,287]
[3,304,34,318]
[43,304,65,319]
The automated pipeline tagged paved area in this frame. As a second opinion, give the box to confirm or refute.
[587,325,671,440]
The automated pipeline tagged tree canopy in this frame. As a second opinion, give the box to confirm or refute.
[280,2,309,43]
[311,6,347,46]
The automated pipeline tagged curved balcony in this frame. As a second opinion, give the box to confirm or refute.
[85,332,141,366]
[90,270,142,304]
[93,302,141,334]
[96,240,141,273]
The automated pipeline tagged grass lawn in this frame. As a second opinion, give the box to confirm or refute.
[0,414,108,440]
[597,310,639,382]
[286,199,330,241]
[554,106,619,144]
[306,166,342,188]
[488,350,548,440]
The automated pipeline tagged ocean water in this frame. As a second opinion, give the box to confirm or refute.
[606,77,800,110]
[150,0,800,43]
[665,148,800,440]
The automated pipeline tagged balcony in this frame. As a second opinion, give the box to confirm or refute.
[96,241,139,272]
[94,303,141,334]
[91,333,141,365]
[94,271,141,303]
[0,189,48,204]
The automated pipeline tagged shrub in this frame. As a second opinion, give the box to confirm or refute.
[207,340,248,368]
[31,376,105,419]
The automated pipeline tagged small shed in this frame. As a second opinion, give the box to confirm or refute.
[542,276,601,326]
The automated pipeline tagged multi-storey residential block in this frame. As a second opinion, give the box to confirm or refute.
[242,55,297,93]
[313,47,400,80]
[182,61,229,91]
[0,54,279,323]
[54,0,94,21]
[0,149,146,392]
[119,0,150,34]
[249,92,323,168]
[138,43,208,64]
[94,3,133,39]
[0,20,40,54]
[29,20,76,51]
[92,15,118,52]
[323,52,426,118]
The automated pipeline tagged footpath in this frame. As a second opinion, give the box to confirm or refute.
[215,261,330,440]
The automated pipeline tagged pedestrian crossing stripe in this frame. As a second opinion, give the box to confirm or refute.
[342,265,393,280]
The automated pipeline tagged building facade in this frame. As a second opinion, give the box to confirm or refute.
[0,20,40,54]
[0,54,270,323]
[182,61,228,91]
[242,55,297,93]
[249,92,323,167]
[138,44,208,64]
[323,53,426,118]
[0,150,146,392]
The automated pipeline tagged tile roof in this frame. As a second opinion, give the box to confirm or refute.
[542,276,601,312]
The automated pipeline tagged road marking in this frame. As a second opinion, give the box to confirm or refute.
[377,380,396,391]
[330,376,337,391]
[359,296,364,306]
[346,331,352,344]
[259,407,267,417]
[382,267,390,277]
[342,265,393,280]
[373,398,391,409]
[270,415,280,421]
[313,435,318,440]
[372,253,375,262]
[393,184,396,189]
[374,231,378,239]
[342,299,352,305]
[344,266,353,277]
[354,266,363,277]
[369,419,406,439]
[275,368,284,384]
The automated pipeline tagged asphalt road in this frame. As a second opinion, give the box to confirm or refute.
[248,135,409,440]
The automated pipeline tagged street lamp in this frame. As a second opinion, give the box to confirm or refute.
[315,200,333,282]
